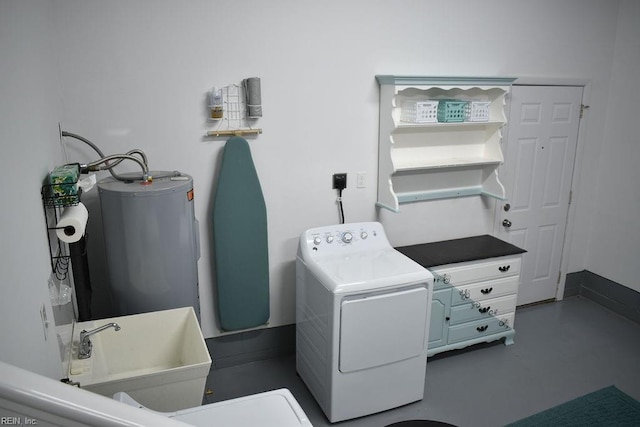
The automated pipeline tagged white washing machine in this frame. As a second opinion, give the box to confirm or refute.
[296,222,434,423]
[115,388,312,426]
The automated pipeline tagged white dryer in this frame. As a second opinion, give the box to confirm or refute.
[296,222,434,423]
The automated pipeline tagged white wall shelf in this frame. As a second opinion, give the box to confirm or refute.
[375,75,516,212]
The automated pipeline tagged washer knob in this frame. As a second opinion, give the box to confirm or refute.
[313,237,322,246]
[326,235,334,243]
[341,232,353,243]
[361,231,368,240]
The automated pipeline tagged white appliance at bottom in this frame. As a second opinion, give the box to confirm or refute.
[296,222,434,423]
[115,388,312,427]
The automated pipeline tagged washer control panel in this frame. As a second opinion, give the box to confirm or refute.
[302,222,391,255]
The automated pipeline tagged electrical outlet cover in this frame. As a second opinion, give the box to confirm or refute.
[333,173,347,190]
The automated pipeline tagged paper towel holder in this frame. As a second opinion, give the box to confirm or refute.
[41,173,82,281]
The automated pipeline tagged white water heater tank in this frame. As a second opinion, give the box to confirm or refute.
[98,172,200,319]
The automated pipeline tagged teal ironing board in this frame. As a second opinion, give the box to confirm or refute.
[213,137,270,331]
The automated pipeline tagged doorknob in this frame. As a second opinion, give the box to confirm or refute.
[502,219,512,228]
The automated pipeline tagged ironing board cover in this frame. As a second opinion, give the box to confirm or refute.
[213,137,269,331]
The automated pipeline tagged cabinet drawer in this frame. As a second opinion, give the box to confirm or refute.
[448,313,515,344]
[451,275,519,306]
[432,256,521,287]
[449,294,517,325]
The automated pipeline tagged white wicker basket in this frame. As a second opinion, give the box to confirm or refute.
[466,101,491,122]
[401,100,438,123]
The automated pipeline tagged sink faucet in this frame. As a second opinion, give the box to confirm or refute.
[78,322,121,359]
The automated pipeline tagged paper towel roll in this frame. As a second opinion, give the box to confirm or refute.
[56,202,88,243]
[244,77,262,118]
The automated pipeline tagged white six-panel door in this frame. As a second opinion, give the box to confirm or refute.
[496,85,583,306]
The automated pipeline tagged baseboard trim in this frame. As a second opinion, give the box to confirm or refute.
[564,270,640,324]
[206,324,295,369]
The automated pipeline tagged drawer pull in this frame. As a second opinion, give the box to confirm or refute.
[499,265,511,272]
[442,274,451,284]
[459,289,471,299]
[479,306,490,314]
[476,325,488,332]
[480,287,493,295]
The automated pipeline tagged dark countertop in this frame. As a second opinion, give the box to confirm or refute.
[396,235,526,268]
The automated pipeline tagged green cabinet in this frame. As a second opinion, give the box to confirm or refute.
[427,255,521,357]
[428,287,451,350]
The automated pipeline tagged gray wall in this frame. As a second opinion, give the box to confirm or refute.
[0,1,68,378]
[1,0,638,377]
[51,0,628,339]
[577,0,640,292]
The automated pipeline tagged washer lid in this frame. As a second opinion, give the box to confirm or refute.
[170,389,312,427]
[310,248,433,293]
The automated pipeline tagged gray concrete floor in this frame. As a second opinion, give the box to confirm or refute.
[204,296,640,427]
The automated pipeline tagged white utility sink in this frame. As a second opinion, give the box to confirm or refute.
[68,307,211,412]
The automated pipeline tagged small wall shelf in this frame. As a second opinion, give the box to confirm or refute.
[375,75,516,212]
[206,83,262,138]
